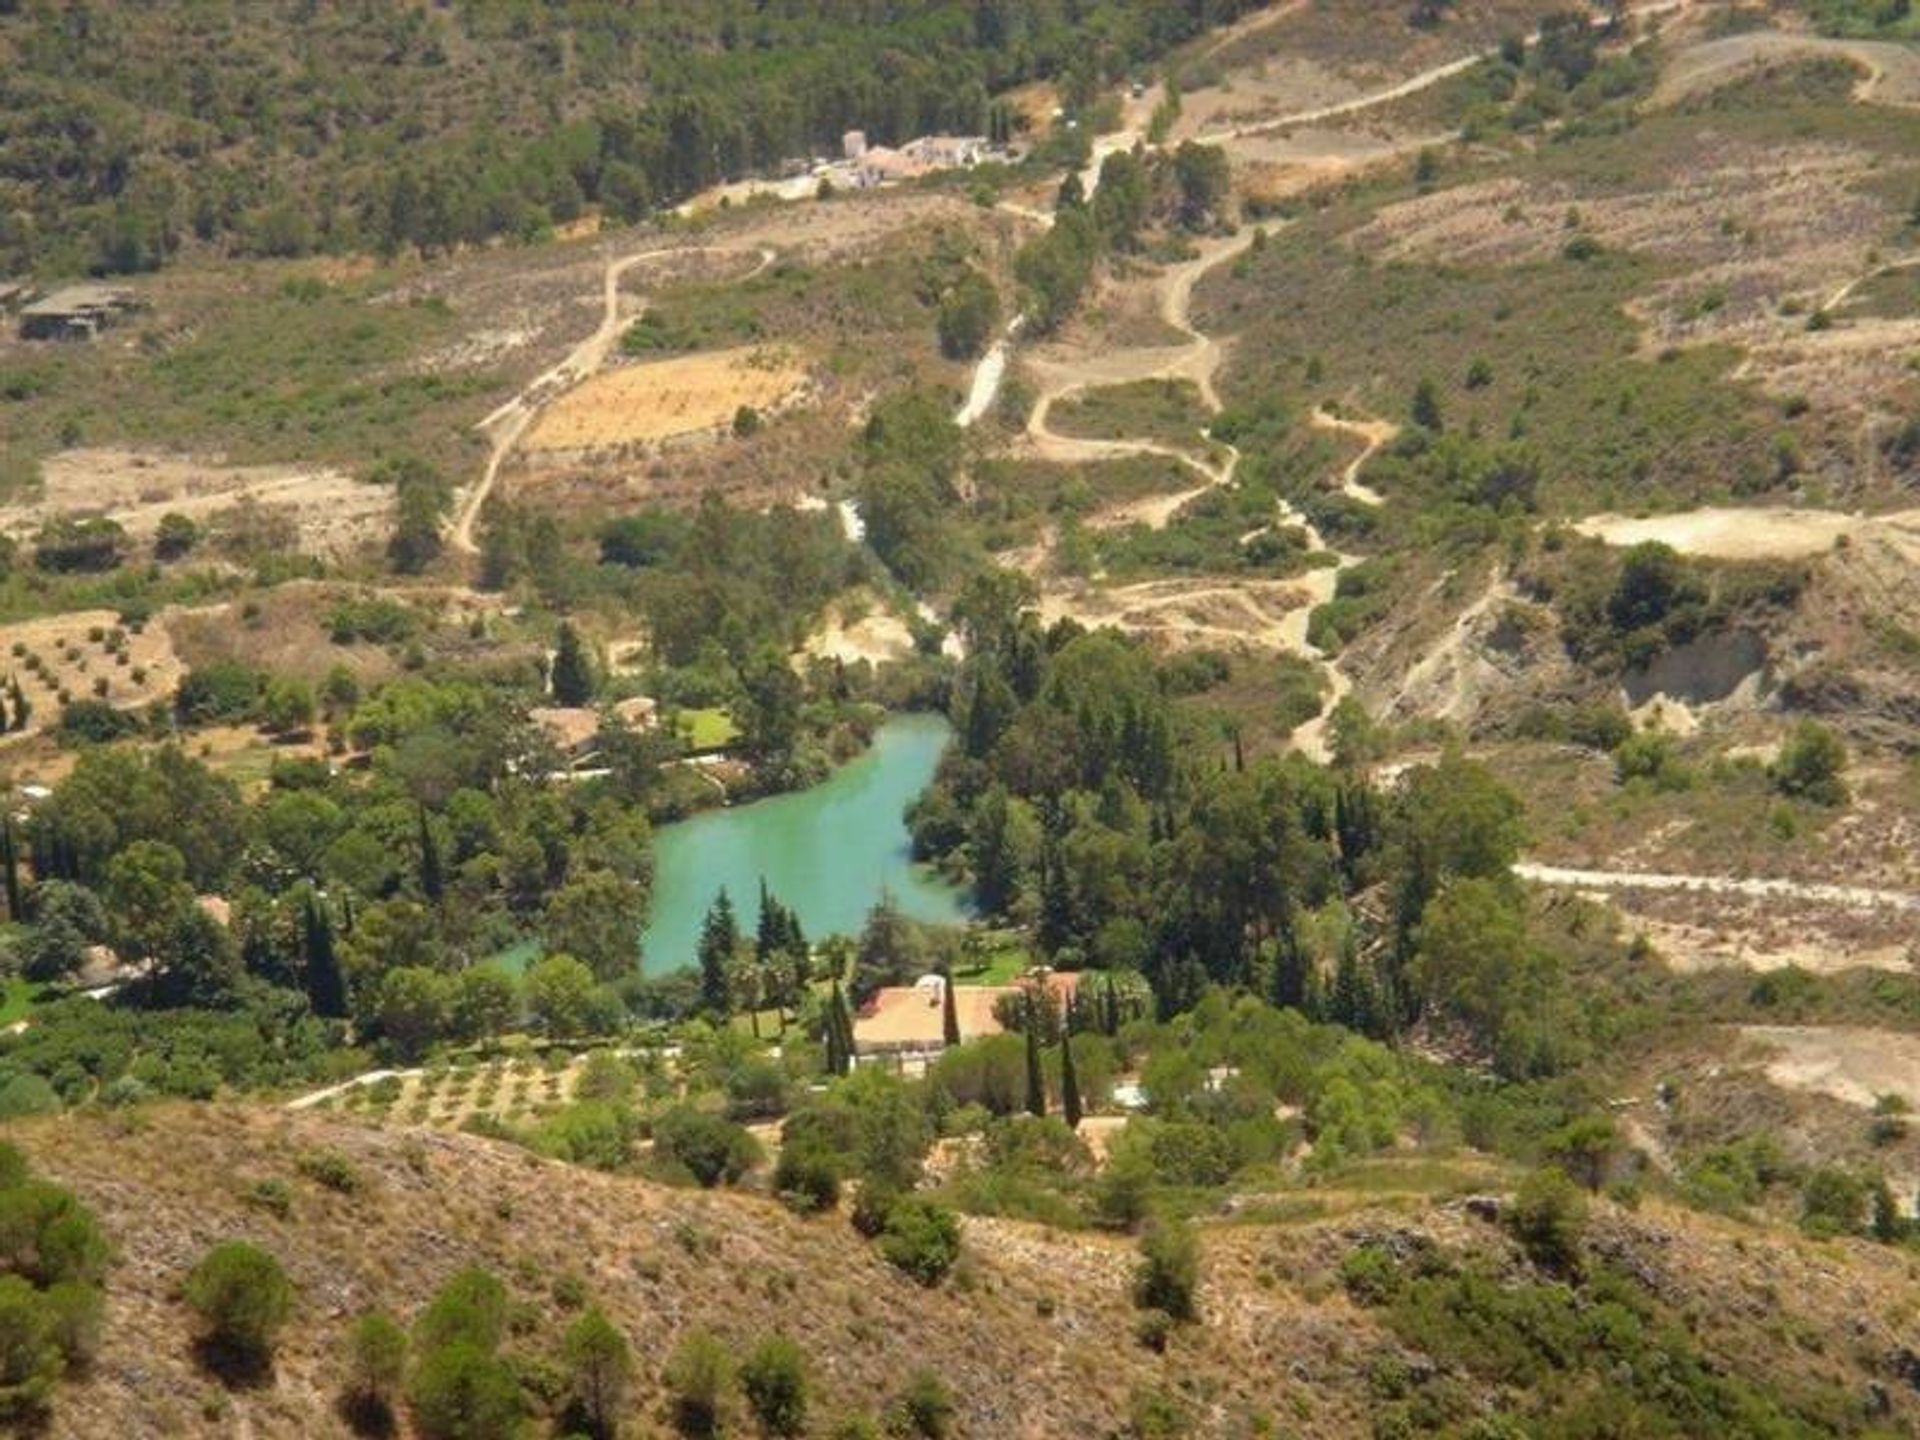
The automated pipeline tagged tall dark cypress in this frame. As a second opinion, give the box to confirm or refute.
[698,888,738,1019]
[941,965,961,1048]
[417,807,444,904]
[302,891,348,1019]
[1104,973,1121,1037]
[0,818,20,922]
[1060,1028,1083,1130]
[1023,993,1047,1118]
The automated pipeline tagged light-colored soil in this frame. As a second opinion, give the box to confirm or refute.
[1651,29,1920,111]
[1573,506,1920,561]
[1737,1025,1920,1109]
[1515,859,1920,912]
[801,594,918,667]
[10,448,390,560]
[0,609,185,737]
[522,345,807,452]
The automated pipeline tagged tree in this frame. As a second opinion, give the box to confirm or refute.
[823,977,854,1077]
[155,511,200,560]
[1507,1165,1588,1272]
[1023,994,1048,1118]
[652,1106,761,1187]
[697,889,739,1019]
[887,1371,956,1440]
[526,954,600,1037]
[376,966,451,1060]
[1170,141,1230,230]
[450,967,519,1044]
[1060,1032,1084,1130]
[936,268,999,360]
[1771,720,1849,806]
[877,1198,961,1286]
[342,1310,408,1427]
[1410,376,1444,432]
[260,678,316,736]
[301,890,348,1020]
[416,807,444,904]
[0,1276,59,1421]
[941,969,961,1049]
[550,622,596,706]
[561,1307,633,1440]
[665,1330,731,1438]
[183,1242,293,1376]
[103,839,194,963]
[6,676,25,734]
[407,1342,523,1440]
[1134,1217,1200,1322]
[383,458,451,575]
[1,819,22,922]
[741,1334,809,1438]
[414,1269,508,1354]
[546,870,645,983]
[19,881,106,983]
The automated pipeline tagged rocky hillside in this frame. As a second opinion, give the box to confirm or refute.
[13,1105,1920,1438]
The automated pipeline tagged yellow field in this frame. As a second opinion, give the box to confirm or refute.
[524,346,807,451]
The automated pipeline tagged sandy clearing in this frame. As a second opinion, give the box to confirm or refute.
[802,604,918,667]
[13,449,390,560]
[522,345,807,451]
[1571,506,1920,561]
[1515,860,1920,912]
[1309,407,1394,506]
[1738,1025,1920,1110]
[1652,29,1920,111]
[1625,915,1915,976]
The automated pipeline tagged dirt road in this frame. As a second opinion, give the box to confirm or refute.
[1651,29,1920,111]
[453,243,775,553]
[1308,407,1394,506]
[1573,506,1920,561]
[1515,861,1920,912]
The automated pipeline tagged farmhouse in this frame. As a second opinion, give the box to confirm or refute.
[853,969,1080,1069]
[19,284,140,341]
[530,696,660,769]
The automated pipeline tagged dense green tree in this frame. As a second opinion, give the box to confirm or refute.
[546,870,646,983]
[551,622,596,706]
[341,1311,408,1427]
[561,1307,633,1440]
[698,889,739,1019]
[526,954,601,1037]
[183,1242,293,1375]
[741,1334,809,1438]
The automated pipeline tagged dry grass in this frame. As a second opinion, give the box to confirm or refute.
[0,608,183,734]
[523,346,808,452]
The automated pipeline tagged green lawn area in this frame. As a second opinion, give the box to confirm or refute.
[0,977,50,1027]
[678,708,740,751]
[954,937,1033,985]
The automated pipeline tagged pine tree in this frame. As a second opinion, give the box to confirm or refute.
[823,977,854,1076]
[1060,1028,1083,1130]
[698,889,739,1019]
[417,807,444,904]
[1103,972,1121,1037]
[302,890,348,1019]
[550,621,596,706]
[941,964,961,1048]
[1023,993,1047,1118]
[9,674,28,732]
[0,818,20,923]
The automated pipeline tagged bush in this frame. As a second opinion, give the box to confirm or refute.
[1800,1167,1868,1237]
[877,1198,962,1286]
[665,1329,732,1437]
[0,1276,60,1421]
[652,1106,762,1188]
[560,1306,632,1440]
[850,1180,899,1238]
[1132,1217,1199,1322]
[183,1242,293,1374]
[741,1333,809,1437]
[1505,1166,1588,1272]
[773,1141,842,1216]
[407,1340,524,1440]
[1770,720,1848,806]
[414,1269,509,1354]
[342,1310,407,1419]
[886,1369,956,1439]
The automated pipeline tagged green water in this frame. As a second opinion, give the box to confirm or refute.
[636,712,970,973]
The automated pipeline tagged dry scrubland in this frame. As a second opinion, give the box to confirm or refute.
[12,1105,1920,1438]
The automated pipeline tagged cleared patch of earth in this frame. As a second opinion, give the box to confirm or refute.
[1737,1025,1920,1109]
[522,344,807,452]
[1572,506,1920,561]
[12,449,390,560]
[0,608,185,738]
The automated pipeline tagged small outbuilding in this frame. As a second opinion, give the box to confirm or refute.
[19,284,140,341]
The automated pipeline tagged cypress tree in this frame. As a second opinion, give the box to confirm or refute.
[1023,993,1047,1118]
[1103,972,1121,1037]
[417,807,444,904]
[8,675,27,733]
[824,977,854,1076]
[550,621,596,706]
[941,964,961,1048]
[698,888,738,1020]
[0,818,20,922]
[302,890,348,1019]
[1060,1029,1083,1130]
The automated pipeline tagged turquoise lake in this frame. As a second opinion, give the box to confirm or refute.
[635,712,971,973]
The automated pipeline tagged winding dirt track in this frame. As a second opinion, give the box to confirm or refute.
[1650,29,1920,111]
[453,243,775,553]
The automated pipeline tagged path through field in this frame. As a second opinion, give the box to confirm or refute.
[453,243,775,552]
[1515,861,1920,912]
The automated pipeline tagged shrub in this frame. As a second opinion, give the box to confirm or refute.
[877,1198,961,1287]
[1506,1166,1588,1272]
[560,1306,632,1440]
[772,1142,842,1215]
[407,1340,524,1440]
[1800,1167,1868,1237]
[1770,720,1849,806]
[886,1369,956,1439]
[652,1107,761,1188]
[183,1242,293,1374]
[665,1329,732,1437]
[0,1276,59,1421]
[1133,1217,1199,1322]
[741,1333,809,1437]
[342,1310,407,1419]
[849,1180,899,1238]
[296,1150,361,1195]
[414,1269,509,1354]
